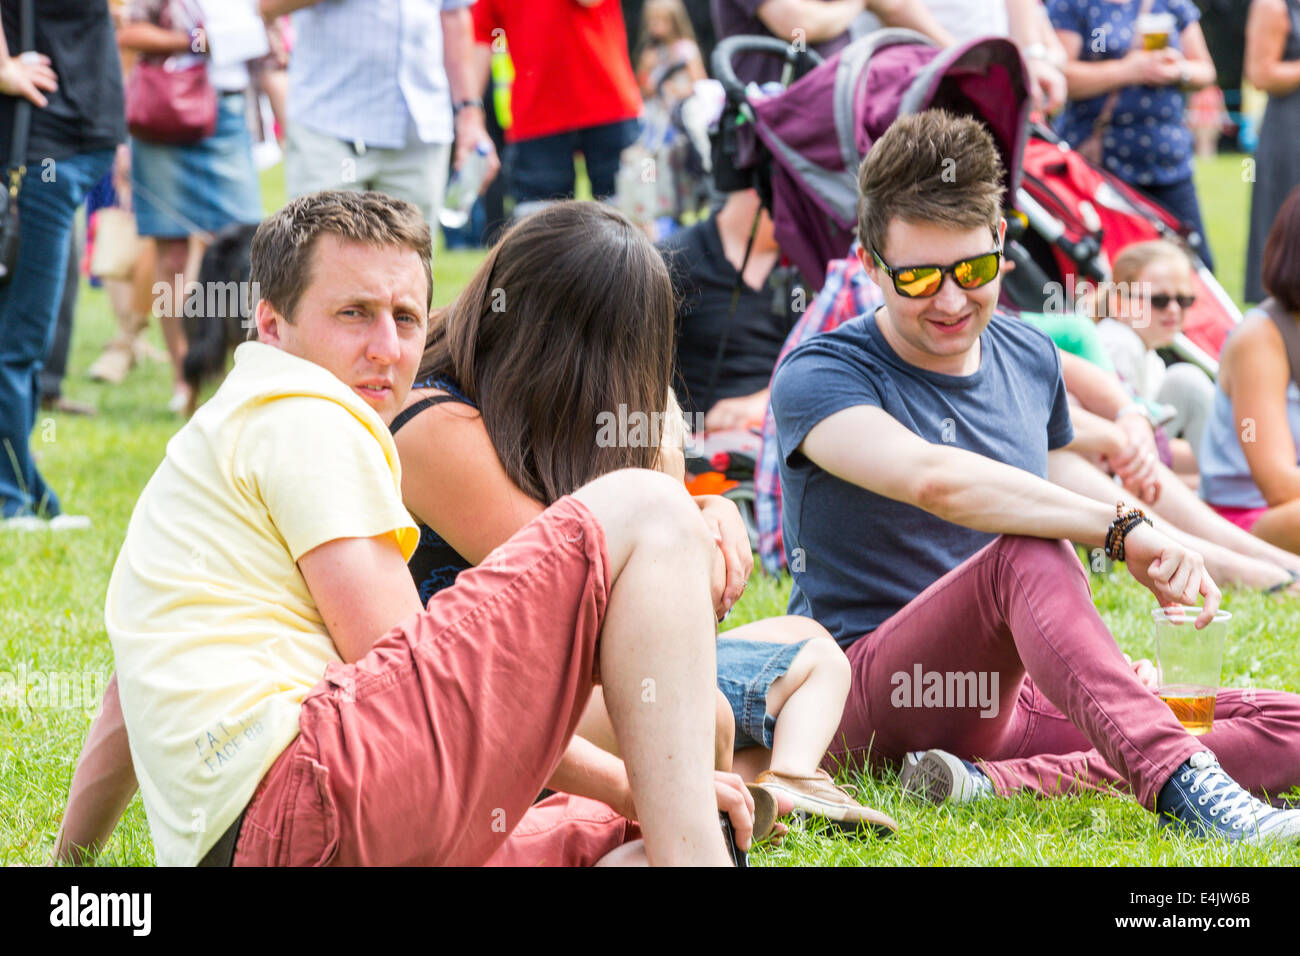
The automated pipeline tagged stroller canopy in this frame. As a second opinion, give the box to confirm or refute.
[745,29,1032,288]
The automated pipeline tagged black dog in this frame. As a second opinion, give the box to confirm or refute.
[181,222,259,413]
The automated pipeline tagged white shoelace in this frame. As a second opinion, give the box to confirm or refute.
[1181,753,1269,832]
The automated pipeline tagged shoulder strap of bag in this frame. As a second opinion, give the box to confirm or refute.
[1262,297,1300,393]
[1091,0,1158,134]
[8,0,33,178]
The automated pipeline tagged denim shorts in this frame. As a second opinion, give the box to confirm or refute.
[716,637,809,750]
[132,92,262,238]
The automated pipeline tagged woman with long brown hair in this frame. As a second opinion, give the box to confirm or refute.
[393,201,895,838]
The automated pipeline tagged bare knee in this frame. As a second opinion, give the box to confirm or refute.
[572,468,713,571]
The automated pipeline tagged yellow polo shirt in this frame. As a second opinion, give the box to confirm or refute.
[106,342,418,866]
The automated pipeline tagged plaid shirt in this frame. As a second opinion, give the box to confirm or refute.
[756,242,884,574]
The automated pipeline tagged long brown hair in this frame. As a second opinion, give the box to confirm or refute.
[418,201,676,504]
[1263,185,1300,313]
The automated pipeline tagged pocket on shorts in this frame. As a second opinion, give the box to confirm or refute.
[277,754,340,867]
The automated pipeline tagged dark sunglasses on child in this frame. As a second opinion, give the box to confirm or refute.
[1149,293,1196,310]
[870,241,1002,298]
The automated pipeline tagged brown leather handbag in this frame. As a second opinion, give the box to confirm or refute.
[125,1,216,145]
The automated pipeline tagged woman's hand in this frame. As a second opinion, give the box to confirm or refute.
[0,51,56,108]
[1124,48,1182,87]
[695,494,753,619]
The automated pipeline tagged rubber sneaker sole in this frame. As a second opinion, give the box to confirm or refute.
[899,750,983,805]
[755,780,898,837]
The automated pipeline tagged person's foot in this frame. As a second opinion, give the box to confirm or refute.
[167,383,194,416]
[1,513,91,531]
[754,769,898,836]
[899,749,995,805]
[40,395,97,416]
[87,343,135,385]
[1156,750,1300,846]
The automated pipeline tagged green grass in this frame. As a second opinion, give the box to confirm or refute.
[4,156,1297,867]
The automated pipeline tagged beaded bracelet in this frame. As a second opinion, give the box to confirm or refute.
[1105,502,1153,562]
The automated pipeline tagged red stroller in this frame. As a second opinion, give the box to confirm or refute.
[1014,123,1240,375]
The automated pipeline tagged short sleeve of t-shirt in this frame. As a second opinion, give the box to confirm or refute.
[1169,0,1200,31]
[236,397,418,563]
[1044,344,1075,450]
[472,0,500,43]
[770,340,885,467]
[1045,0,1086,35]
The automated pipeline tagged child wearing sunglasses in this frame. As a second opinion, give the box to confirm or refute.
[1094,239,1215,479]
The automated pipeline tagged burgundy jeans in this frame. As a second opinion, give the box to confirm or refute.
[827,535,1300,808]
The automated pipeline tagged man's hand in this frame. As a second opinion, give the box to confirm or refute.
[695,495,753,618]
[0,51,56,108]
[1121,522,1221,625]
[452,106,500,190]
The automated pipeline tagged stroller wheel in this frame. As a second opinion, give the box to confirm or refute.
[722,481,759,554]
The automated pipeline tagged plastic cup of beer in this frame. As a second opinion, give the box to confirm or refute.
[1151,605,1229,735]
[1137,12,1175,50]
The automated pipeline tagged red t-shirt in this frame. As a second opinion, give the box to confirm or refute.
[473,0,643,143]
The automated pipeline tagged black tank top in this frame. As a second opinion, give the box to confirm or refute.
[390,376,477,604]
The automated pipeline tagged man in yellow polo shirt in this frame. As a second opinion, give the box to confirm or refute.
[57,190,752,866]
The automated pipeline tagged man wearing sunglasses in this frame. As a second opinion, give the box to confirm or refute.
[768,109,1300,845]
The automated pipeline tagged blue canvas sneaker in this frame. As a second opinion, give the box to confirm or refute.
[1156,751,1300,846]
[899,749,995,805]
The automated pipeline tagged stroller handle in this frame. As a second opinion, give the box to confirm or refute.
[710,35,825,102]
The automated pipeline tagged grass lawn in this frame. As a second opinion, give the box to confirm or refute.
[3,156,1296,868]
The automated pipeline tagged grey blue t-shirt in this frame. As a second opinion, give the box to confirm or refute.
[770,309,1075,648]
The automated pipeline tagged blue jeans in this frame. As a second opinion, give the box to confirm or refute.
[507,118,640,203]
[0,148,114,517]
[716,636,809,749]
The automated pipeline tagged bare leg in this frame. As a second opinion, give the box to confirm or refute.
[1048,450,1295,588]
[154,237,192,409]
[1250,499,1300,556]
[577,685,736,771]
[595,839,648,866]
[1146,460,1300,576]
[571,469,732,866]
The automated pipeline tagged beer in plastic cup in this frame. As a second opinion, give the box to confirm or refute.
[1137,12,1176,50]
[1151,605,1229,735]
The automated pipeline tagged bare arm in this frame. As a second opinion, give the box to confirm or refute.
[1245,0,1300,95]
[296,534,425,663]
[116,21,194,56]
[443,6,499,180]
[0,19,57,107]
[259,0,321,19]
[52,674,137,865]
[1223,318,1300,507]
[867,0,956,47]
[799,403,1219,614]
[755,0,868,45]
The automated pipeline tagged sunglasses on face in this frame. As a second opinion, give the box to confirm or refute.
[1148,293,1196,310]
[870,244,1003,298]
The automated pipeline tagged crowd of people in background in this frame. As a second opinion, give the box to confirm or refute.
[3,0,1300,868]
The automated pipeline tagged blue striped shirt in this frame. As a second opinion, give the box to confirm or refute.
[288,0,473,150]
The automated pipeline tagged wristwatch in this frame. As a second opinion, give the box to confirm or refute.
[453,98,485,116]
